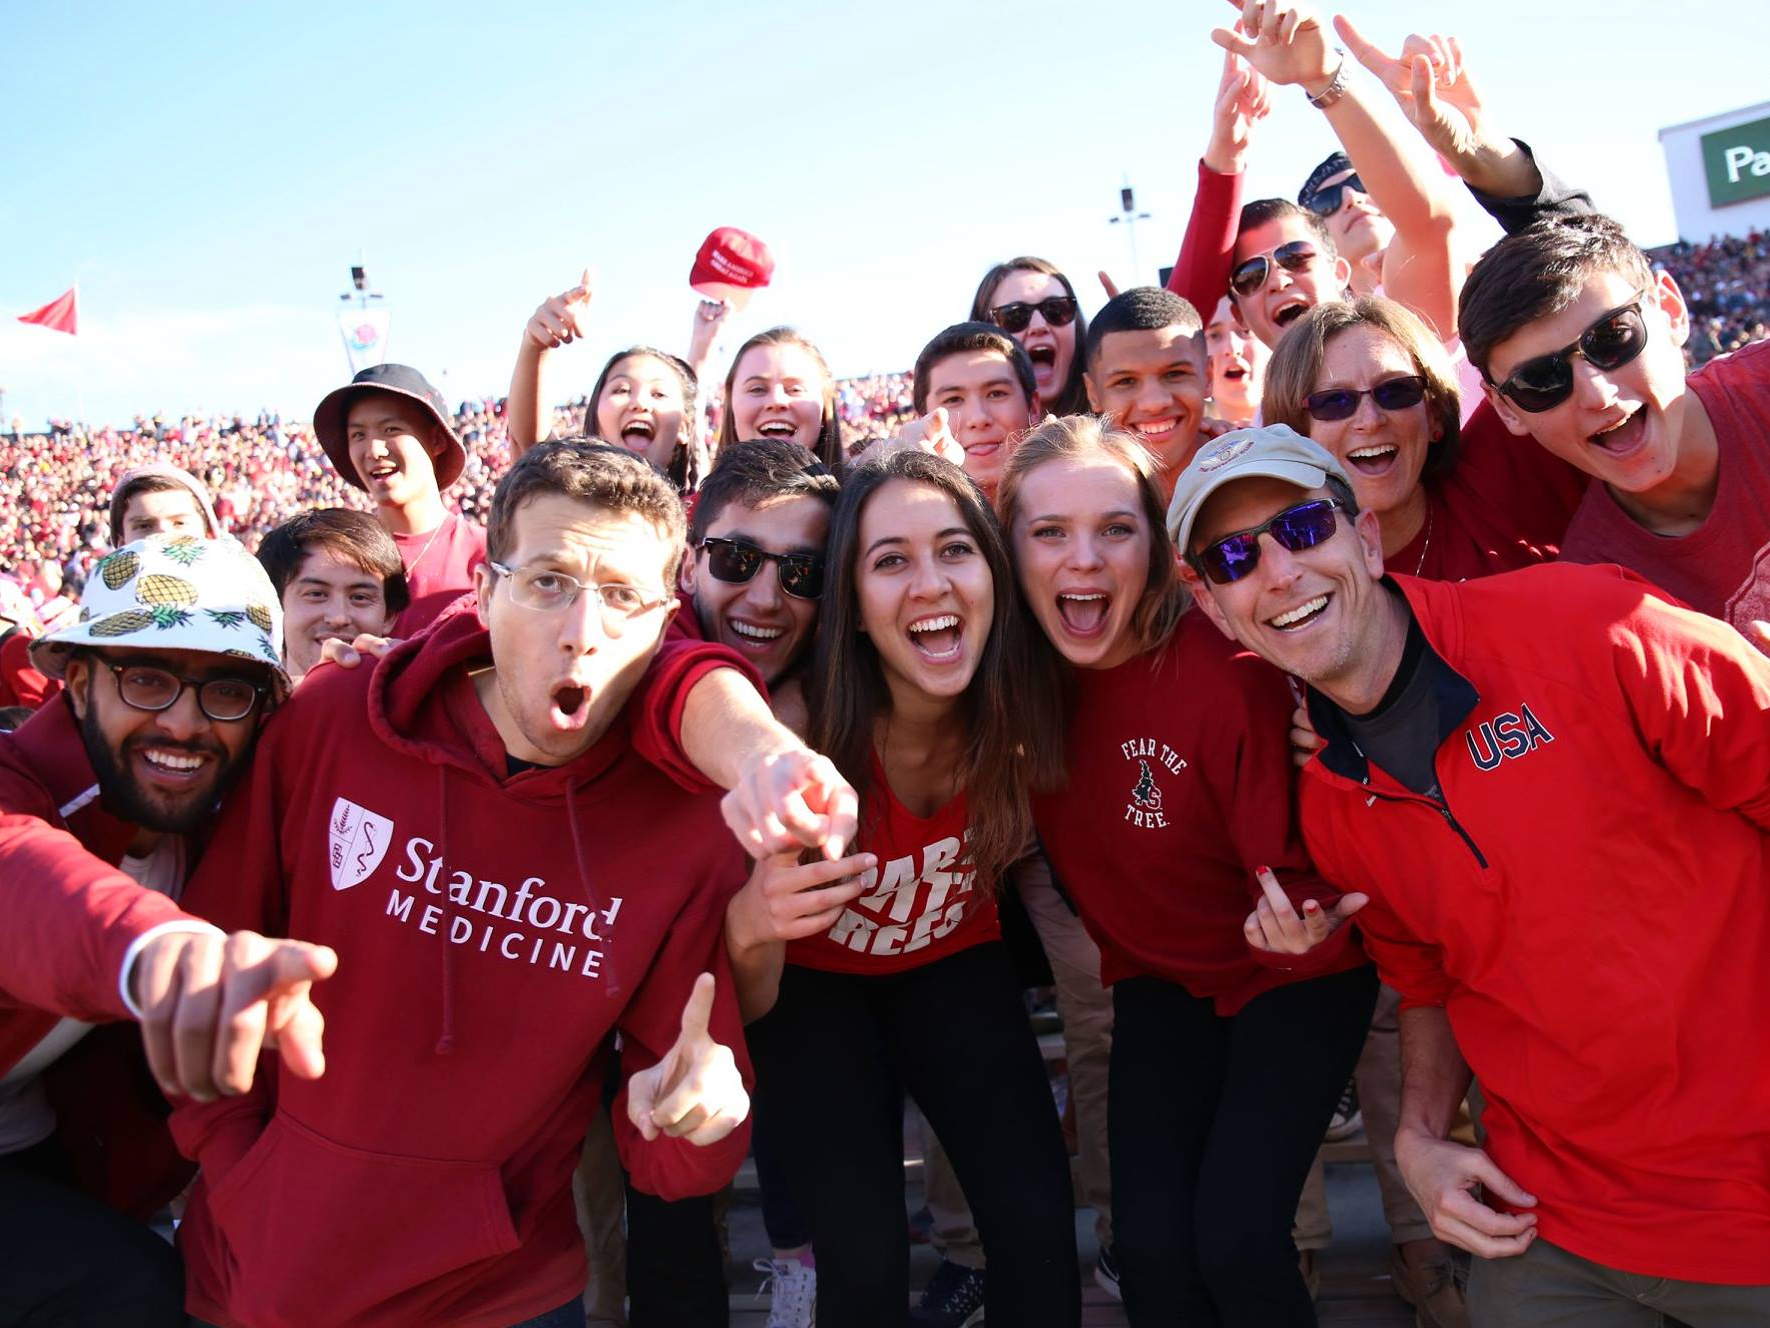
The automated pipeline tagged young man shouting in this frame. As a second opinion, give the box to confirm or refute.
[1460,213,1770,642]
[172,443,756,1328]
[1170,425,1770,1325]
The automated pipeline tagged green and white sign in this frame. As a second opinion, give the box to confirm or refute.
[1702,115,1770,208]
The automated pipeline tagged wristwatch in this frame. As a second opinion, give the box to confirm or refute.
[1307,49,1349,109]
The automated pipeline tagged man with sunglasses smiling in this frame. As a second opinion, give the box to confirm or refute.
[1170,424,1770,1325]
[0,535,337,1328]
[681,438,836,715]
[1462,214,1770,646]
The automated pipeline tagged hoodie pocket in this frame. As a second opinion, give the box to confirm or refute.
[207,1111,521,1328]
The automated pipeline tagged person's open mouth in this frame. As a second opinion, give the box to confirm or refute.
[133,742,216,789]
[1267,594,1330,632]
[729,618,786,653]
[1056,590,1110,638]
[550,681,592,731]
[1589,407,1647,458]
[907,612,964,663]
[620,419,656,452]
[756,420,798,440]
[1345,443,1399,476]
[1271,296,1311,329]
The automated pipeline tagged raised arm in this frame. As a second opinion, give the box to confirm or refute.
[507,270,594,458]
[1336,20,1595,234]
[1216,1,1462,338]
[1166,47,1270,315]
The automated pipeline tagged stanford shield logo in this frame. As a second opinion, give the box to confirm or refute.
[328,797,393,891]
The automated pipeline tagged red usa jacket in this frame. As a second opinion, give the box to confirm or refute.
[1301,564,1770,1285]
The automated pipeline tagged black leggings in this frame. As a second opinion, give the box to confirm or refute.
[747,943,1080,1327]
[0,1140,184,1328]
[1109,965,1379,1328]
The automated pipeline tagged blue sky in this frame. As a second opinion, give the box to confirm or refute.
[4,0,1768,428]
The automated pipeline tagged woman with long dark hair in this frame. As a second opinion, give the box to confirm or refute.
[970,256,1092,415]
[739,449,1080,1326]
[505,274,705,491]
[996,415,1377,1327]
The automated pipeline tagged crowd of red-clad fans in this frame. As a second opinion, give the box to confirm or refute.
[0,372,917,604]
[9,6,1770,1325]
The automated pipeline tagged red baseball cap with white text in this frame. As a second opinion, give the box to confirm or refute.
[689,227,775,310]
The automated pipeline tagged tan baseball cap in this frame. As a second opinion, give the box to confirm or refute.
[1166,424,1353,555]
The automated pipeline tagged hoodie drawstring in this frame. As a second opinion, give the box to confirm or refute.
[565,780,620,1001]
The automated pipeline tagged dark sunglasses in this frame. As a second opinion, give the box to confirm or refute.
[1187,499,1347,585]
[699,537,824,600]
[1229,241,1320,299]
[988,296,1079,333]
[1305,375,1427,422]
[1488,295,1650,414]
[1304,172,1366,217]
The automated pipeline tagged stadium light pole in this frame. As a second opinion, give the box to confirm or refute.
[336,258,391,374]
[1108,176,1152,285]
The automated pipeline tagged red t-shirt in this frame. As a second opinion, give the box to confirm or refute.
[1558,338,1770,641]
[1386,401,1587,583]
[391,511,488,637]
[785,759,997,975]
[1033,612,1363,1013]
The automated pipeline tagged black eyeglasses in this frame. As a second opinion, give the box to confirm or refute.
[98,658,268,722]
[988,296,1079,334]
[1305,375,1427,422]
[699,537,824,600]
[1187,499,1348,585]
[1304,171,1366,217]
[1230,240,1320,299]
[1488,295,1650,413]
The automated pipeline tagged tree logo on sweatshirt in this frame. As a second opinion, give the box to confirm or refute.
[1131,759,1162,811]
[1121,737,1186,829]
[329,796,393,891]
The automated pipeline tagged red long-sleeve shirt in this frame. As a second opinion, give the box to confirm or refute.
[1166,159,1243,317]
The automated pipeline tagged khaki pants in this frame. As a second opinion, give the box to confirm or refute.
[925,854,1114,1264]
[1293,984,1432,1249]
[573,1108,628,1328]
[1468,1237,1770,1327]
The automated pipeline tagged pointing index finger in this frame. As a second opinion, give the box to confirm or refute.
[1334,13,1396,80]
[678,972,716,1042]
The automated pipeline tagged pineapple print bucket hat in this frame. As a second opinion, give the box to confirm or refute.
[31,535,291,702]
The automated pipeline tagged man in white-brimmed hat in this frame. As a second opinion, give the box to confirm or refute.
[0,535,336,1328]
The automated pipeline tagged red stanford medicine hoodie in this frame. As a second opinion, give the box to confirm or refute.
[172,608,754,1328]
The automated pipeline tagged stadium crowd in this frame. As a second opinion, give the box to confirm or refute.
[4,5,1770,1328]
[0,375,917,616]
[1652,230,1770,364]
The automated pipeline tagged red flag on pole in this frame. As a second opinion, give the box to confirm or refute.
[17,286,78,336]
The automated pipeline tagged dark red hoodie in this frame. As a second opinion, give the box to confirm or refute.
[172,607,754,1328]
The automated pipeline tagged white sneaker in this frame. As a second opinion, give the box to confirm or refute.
[754,1256,816,1328]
